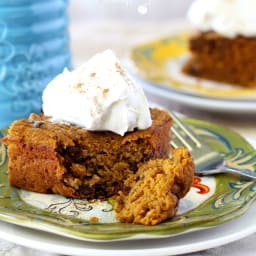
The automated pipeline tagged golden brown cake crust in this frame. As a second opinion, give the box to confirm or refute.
[2,108,172,199]
[114,148,195,225]
[182,31,256,87]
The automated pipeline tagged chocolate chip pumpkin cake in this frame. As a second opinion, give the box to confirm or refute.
[2,108,172,199]
[1,49,196,225]
[183,0,256,87]
[182,32,256,87]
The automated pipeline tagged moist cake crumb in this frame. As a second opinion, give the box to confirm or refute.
[115,148,194,225]
[2,108,172,200]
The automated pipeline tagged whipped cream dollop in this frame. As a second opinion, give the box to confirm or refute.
[188,0,256,38]
[42,50,152,136]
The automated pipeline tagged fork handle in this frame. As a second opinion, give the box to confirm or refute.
[196,166,256,180]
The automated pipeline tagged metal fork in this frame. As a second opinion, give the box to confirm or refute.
[170,112,256,180]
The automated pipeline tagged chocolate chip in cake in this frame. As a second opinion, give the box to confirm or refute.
[32,120,44,128]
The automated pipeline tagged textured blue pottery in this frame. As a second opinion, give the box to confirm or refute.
[0,0,71,128]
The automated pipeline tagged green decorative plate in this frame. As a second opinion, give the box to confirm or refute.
[0,118,256,241]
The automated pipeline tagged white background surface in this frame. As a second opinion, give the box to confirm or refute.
[69,0,193,22]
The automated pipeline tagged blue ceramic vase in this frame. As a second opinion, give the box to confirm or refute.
[0,0,71,128]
